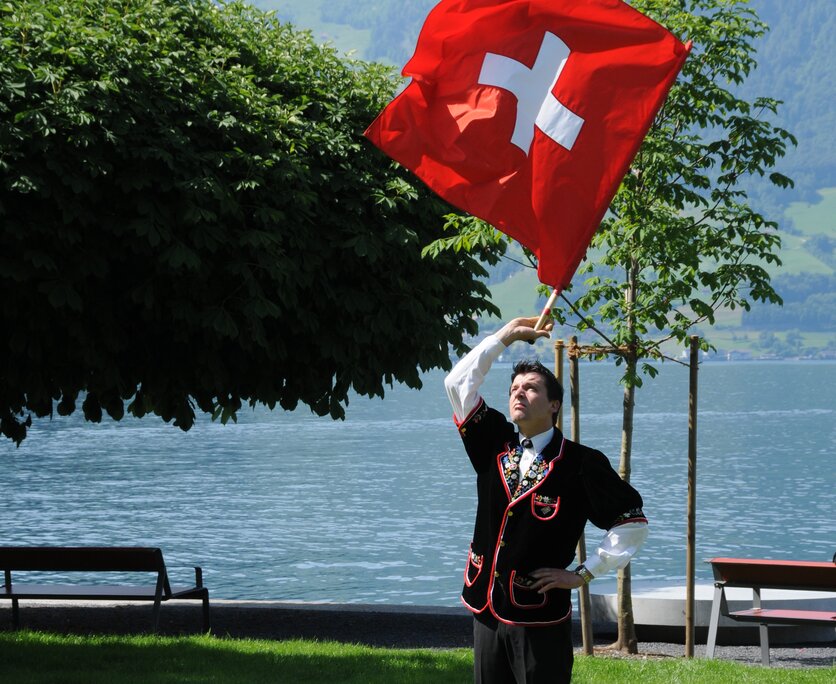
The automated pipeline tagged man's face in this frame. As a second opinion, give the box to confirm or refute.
[508,371,560,435]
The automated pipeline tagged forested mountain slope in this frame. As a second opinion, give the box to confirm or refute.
[262,0,834,204]
[740,1,835,201]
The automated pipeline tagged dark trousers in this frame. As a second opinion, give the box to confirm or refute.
[473,612,574,684]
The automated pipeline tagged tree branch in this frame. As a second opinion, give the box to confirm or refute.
[559,292,620,351]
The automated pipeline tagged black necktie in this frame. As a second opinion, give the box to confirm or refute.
[521,438,533,450]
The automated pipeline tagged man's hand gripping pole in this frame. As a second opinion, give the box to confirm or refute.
[534,289,559,332]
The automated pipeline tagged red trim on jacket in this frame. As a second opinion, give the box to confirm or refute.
[453,396,485,430]
[490,603,573,627]
[613,516,648,526]
[464,545,484,588]
[509,570,548,610]
[473,437,571,625]
[531,495,561,521]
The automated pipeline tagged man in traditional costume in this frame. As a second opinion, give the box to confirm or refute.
[445,316,648,683]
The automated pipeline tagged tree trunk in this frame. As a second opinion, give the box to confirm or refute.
[611,358,639,653]
[610,260,639,653]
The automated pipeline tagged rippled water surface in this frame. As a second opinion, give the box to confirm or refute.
[4,361,834,605]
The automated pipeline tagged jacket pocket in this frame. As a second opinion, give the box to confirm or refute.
[510,570,548,609]
[465,545,484,587]
[531,494,560,521]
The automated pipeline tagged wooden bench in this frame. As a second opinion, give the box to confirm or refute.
[1,546,210,632]
[706,557,836,665]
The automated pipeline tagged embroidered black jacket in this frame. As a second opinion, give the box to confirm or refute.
[457,399,646,626]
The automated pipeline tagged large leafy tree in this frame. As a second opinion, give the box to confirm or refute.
[426,0,794,652]
[0,0,498,444]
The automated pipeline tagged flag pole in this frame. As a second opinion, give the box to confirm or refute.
[534,289,559,331]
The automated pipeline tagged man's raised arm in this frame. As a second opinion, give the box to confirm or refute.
[444,316,552,422]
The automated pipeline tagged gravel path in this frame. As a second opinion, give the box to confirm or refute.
[607,639,835,669]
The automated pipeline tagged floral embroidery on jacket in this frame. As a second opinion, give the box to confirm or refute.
[459,401,488,436]
[613,507,647,525]
[515,454,548,499]
[501,447,549,500]
[501,446,523,492]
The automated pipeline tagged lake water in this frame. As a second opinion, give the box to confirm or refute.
[3,361,834,605]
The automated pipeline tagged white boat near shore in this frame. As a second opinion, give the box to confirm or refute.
[590,581,836,645]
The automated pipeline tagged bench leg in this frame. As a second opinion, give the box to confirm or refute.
[11,598,20,629]
[758,623,770,666]
[705,585,723,659]
[202,592,210,633]
[152,599,161,633]
[753,588,770,666]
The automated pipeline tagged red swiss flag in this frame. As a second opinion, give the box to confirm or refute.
[365,0,690,290]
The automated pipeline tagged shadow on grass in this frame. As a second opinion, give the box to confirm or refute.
[0,632,472,684]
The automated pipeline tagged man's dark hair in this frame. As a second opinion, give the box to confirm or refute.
[511,360,564,405]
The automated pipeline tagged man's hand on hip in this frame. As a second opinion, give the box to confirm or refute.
[530,567,585,593]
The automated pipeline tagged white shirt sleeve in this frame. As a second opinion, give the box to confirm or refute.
[582,522,648,578]
[444,335,506,422]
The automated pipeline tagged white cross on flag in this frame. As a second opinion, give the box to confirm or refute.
[365,0,690,290]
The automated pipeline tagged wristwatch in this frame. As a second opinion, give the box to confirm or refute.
[573,565,594,584]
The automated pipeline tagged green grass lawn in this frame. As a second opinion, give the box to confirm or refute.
[0,632,832,683]
[702,329,833,355]
[487,266,543,322]
[786,187,836,237]
[776,232,832,275]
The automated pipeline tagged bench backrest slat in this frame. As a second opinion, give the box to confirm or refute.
[709,557,836,591]
[0,547,165,572]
